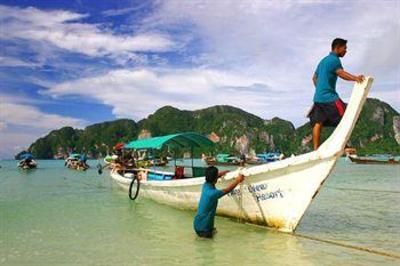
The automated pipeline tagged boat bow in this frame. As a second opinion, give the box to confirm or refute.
[109,77,374,233]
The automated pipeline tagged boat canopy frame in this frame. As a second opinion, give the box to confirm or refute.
[124,132,214,150]
[124,132,214,177]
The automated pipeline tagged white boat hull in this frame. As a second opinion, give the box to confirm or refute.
[111,156,336,232]
[110,77,373,232]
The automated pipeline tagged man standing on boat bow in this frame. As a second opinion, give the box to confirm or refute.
[194,167,244,238]
[310,38,365,150]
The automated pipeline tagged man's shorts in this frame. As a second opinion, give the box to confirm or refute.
[309,99,347,127]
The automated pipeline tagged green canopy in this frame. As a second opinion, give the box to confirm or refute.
[124,132,214,150]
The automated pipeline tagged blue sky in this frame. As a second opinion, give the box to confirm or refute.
[0,0,399,158]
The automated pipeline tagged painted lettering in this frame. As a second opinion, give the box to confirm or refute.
[255,189,284,202]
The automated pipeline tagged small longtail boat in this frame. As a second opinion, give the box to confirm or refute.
[110,77,374,232]
[348,155,399,165]
[206,154,241,166]
[17,152,38,169]
[245,152,283,165]
[65,153,89,171]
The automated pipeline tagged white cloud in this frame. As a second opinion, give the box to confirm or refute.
[146,0,399,62]
[0,93,87,158]
[0,93,85,131]
[0,131,38,159]
[369,90,400,109]
[44,67,294,121]
[0,5,177,59]
[102,2,150,17]
[142,0,400,100]
[0,121,6,130]
[0,56,40,68]
[0,102,85,129]
[42,0,399,125]
[1,1,399,143]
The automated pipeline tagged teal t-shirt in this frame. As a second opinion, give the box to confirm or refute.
[194,183,225,233]
[314,52,343,103]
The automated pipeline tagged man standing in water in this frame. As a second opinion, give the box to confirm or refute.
[194,166,244,238]
[310,38,365,150]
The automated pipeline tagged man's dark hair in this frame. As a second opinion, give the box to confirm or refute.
[205,166,219,183]
[331,38,347,50]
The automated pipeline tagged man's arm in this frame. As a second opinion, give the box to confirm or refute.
[312,73,317,87]
[222,174,245,194]
[336,69,365,83]
[218,170,230,177]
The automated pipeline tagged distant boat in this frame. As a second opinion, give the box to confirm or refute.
[344,147,357,156]
[206,154,241,166]
[17,152,38,169]
[246,152,283,164]
[348,154,399,165]
[257,152,281,162]
[65,153,89,171]
[110,77,374,232]
[104,154,118,164]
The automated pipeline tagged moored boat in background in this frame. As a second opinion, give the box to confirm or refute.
[17,152,38,169]
[348,154,399,165]
[65,153,89,171]
[245,152,284,165]
[206,154,241,166]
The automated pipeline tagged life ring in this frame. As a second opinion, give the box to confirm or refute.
[128,176,140,200]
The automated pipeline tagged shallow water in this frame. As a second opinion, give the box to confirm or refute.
[0,159,399,265]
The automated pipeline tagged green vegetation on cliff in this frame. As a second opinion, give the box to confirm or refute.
[27,98,399,158]
[30,120,138,158]
[292,98,400,154]
[30,127,81,159]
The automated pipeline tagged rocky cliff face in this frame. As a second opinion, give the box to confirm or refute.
[348,98,400,154]
[393,116,400,145]
[234,134,250,154]
[371,106,385,126]
[138,129,152,139]
[207,132,220,143]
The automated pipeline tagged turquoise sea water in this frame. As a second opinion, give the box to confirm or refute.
[0,159,399,265]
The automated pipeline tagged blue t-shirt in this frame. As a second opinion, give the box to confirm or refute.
[80,154,87,162]
[314,52,343,103]
[194,183,225,233]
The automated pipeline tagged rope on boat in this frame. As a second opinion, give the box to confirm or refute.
[294,233,400,260]
[129,176,140,200]
[224,176,253,223]
[326,186,400,194]
[238,181,244,223]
